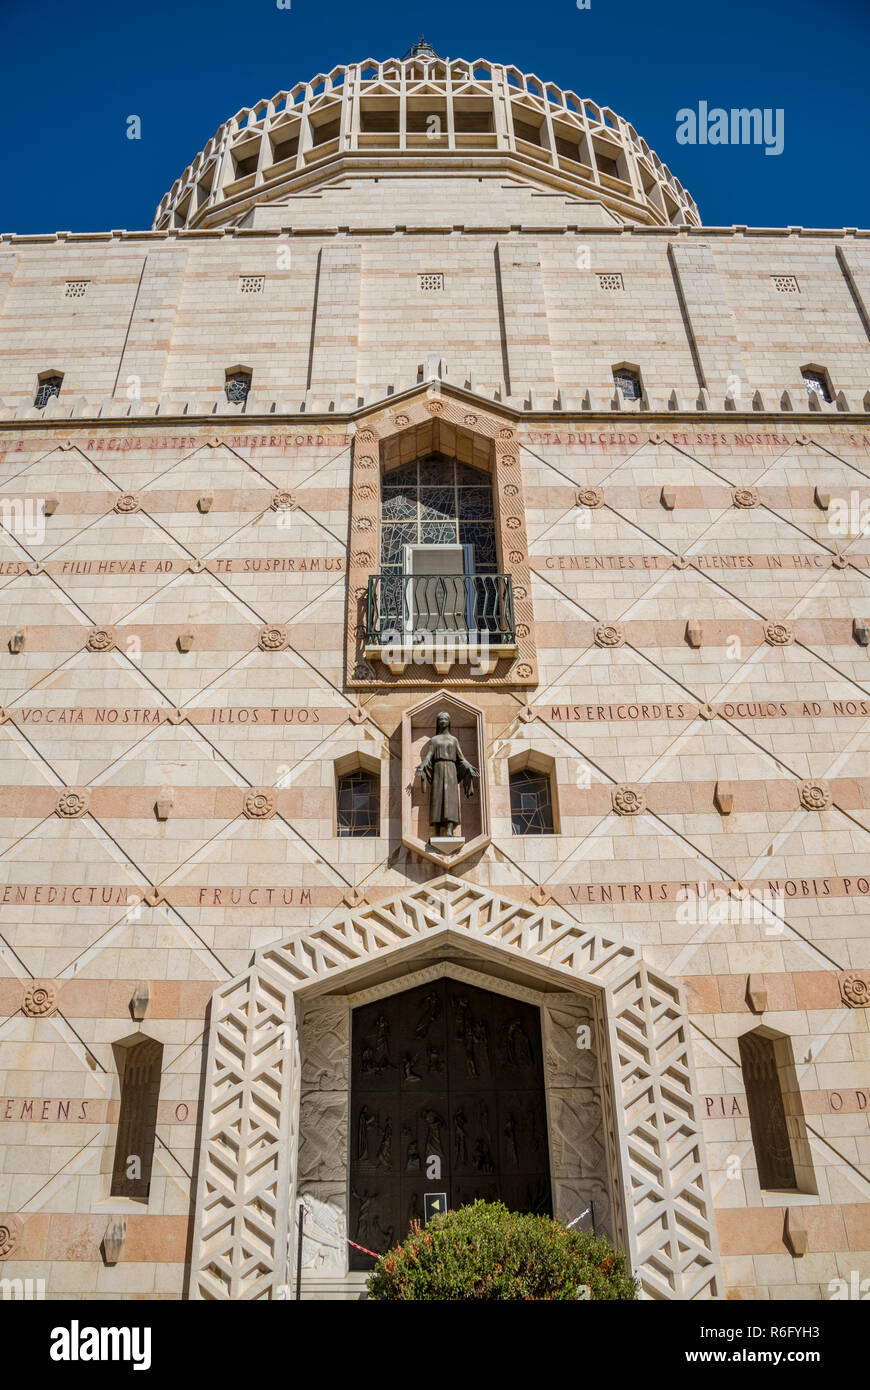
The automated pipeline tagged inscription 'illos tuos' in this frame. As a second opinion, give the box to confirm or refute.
[9,707,329,726]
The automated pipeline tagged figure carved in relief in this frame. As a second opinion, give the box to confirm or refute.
[473,1019,490,1071]
[372,1216,394,1251]
[357,1105,377,1161]
[423,1108,445,1157]
[373,1015,393,1071]
[505,1018,533,1069]
[402,1053,422,1083]
[415,712,479,838]
[352,1188,377,1247]
[402,1126,421,1171]
[454,1109,468,1166]
[453,994,483,1077]
[376,1116,392,1168]
[473,1138,494,1174]
[415,990,442,1037]
[504,1113,519,1167]
[453,995,471,1041]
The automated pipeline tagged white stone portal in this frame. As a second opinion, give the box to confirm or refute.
[189,877,721,1300]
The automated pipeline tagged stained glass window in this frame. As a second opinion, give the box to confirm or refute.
[225,371,252,404]
[510,768,555,835]
[337,769,380,837]
[613,369,641,401]
[35,375,62,409]
[380,455,497,574]
[803,369,832,403]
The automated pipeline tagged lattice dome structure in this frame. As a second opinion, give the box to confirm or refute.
[152,54,700,232]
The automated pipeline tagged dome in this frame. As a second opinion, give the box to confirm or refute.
[152,53,699,232]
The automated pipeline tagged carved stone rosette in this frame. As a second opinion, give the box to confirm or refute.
[114,493,140,514]
[839,972,870,1008]
[56,789,88,818]
[243,789,277,819]
[23,981,58,1017]
[764,622,793,646]
[271,490,297,511]
[258,624,290,652]
[577,486,604,509]
[0,1215,22,1260]
[799,779,831,811]
[612,784,646,816]
[86,626,116,652]
[732,486,759,508]
[594,623,625,648]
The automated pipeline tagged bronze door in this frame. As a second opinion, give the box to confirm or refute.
[348,979,551,1269]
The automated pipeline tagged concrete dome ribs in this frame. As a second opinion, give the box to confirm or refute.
[152,55,700,232]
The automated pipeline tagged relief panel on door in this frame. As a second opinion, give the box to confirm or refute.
[348,979,551,1269]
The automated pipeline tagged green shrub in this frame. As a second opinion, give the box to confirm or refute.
[366,1199,638,1301]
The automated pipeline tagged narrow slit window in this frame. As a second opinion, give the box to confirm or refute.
[110,1036,164,1201]
[738,1031,798,1191]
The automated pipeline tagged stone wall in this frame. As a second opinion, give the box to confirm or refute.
[0,402,867,1298]
[1,215,869,411]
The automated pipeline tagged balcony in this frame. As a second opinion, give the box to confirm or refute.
[365,572,517,675]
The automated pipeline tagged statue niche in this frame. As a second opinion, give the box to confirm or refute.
[402,694,490,864]
[415,711,479,841]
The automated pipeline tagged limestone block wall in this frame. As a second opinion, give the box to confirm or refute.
[1,210,869,412]
[0,402,867,1299]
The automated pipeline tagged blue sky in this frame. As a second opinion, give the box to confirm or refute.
[2,0,867,233]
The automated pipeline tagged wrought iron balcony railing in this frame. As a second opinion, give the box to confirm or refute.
[365,572,516,647]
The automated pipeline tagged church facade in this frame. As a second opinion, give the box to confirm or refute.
[0,46,868,1301]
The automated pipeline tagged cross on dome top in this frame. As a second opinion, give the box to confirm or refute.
[403,36,442,60]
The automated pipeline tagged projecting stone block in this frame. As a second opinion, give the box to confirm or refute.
[713,781,733,815]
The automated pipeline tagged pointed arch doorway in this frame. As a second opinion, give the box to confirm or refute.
[189,877,722,1300]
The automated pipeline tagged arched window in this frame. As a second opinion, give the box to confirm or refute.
[111,1035,163,1201]
[225,368,252,404]
[35,372,63,409]
[510,764,556,835]
[801,365,833,403]
[379,453,496,574]
[378,452,503,640]
[738,1030,798,1191]
[613,365,642,401]
[336,764,380,837]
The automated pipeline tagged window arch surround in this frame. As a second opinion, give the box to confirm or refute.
[345,392,538,690]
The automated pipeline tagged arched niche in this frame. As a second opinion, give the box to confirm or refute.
[401,691,490,865]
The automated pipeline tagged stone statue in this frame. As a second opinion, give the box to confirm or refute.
[415,711,479,838]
